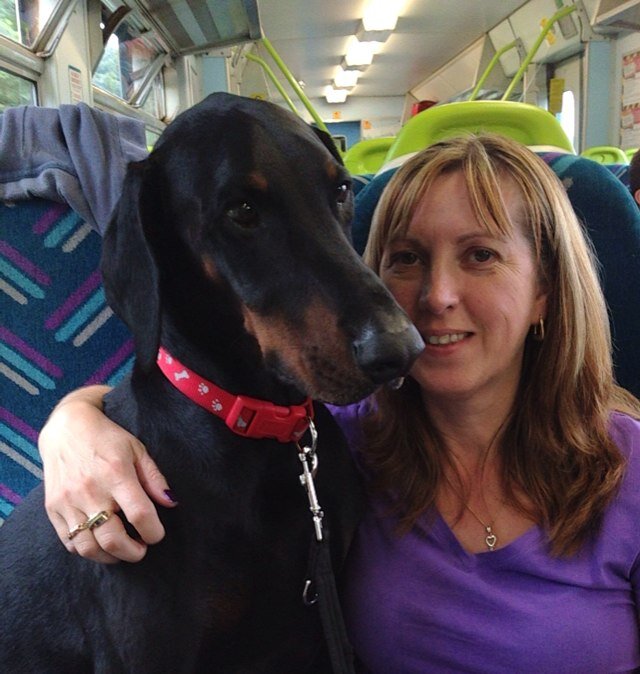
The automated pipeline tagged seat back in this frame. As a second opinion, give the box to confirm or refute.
[580,146,629,165]
[381,101,575,173]
[543,154,640,396]
[343,137,396,175]
[575,147,630,187]
[0,199,133,522]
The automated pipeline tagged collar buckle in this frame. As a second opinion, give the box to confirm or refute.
[226,395,313,443]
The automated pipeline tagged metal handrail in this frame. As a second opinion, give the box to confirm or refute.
[469,40,519,101]
[256,37,330,134]
[245,52,300,116]
[501,4,577,101]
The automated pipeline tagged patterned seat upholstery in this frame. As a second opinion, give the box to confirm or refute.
[603,162,630,188]
[0,199,133,522]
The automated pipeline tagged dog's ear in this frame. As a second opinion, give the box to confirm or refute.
[101,159,161,371]
[311,126,344,165]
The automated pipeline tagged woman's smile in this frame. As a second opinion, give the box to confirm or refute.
[424,331,471,346]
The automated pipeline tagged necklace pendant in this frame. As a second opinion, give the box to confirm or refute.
[485,526,497,551]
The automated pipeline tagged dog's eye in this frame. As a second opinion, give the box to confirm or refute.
[226,201,258,228]
[336,182,351,205]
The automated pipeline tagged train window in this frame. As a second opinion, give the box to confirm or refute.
[92,3,166,110]
[139,74,165,120]
[0,67,36,110]
[557,90,576,150]
[0,0,57,48]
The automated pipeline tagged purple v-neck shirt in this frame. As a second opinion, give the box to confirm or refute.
[328,403,640,673]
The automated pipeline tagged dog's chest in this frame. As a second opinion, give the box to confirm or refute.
[103,383,361,670]
[141,483,327,670]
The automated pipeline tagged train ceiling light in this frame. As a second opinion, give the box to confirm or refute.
[327,0,403,104]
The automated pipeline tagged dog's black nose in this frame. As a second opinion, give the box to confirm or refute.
[353,321,424,385]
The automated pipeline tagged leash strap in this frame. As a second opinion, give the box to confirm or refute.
[298,422,356,674]
[305,536,356,674]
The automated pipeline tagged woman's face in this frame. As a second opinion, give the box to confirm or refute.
[379,170,547,406]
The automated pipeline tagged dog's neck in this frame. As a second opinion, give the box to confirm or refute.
[152,263,312,410]
[158,325,307,411]
[156,346,313,443]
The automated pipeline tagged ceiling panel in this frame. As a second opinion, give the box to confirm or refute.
[132,0,534,101]
[132,0,261,55]
[255,0,531,100]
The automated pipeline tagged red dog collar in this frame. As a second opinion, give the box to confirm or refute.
[156,347,313,443]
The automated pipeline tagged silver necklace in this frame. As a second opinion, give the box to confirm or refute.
[445,426,506,553]
[445,476,499,551]
[462,502,498,551]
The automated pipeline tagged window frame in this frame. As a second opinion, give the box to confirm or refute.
[91,1,170,122]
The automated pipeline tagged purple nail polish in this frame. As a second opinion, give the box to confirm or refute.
[164,489,178,503]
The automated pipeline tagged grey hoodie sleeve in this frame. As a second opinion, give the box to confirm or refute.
[0,102,148,234]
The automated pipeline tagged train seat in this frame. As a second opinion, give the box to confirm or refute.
[0,104,147,523]
[578,146,631,186]
[352,150,640,399]
[580,146,629,165]
[539,150,631,188]
[378,101,575,174]
[0,200,135,521]
[343,136,396,176]
[351,174,374,197]
[603,162,630,188]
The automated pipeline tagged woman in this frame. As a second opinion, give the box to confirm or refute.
[38,134,640,672]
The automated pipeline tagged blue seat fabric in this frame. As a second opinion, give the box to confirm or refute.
[0,199,133,521]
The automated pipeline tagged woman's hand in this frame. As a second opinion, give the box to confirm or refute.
[38,386,177,564]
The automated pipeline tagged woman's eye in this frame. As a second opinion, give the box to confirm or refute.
[226,201,259,228]
[389,251,420,267]
[470,248,495,264]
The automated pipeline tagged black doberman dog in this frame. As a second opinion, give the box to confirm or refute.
[0,93,423,673]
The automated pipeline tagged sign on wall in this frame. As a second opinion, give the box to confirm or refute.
[620,50,640,149]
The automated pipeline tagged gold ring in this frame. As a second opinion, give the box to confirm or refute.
[67,521,88,540]
[67,510,111,540]
[86,510,111,530]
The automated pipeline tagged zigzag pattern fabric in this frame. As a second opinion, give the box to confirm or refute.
[0,199,133,524]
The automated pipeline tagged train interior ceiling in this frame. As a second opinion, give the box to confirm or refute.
[1,0,640,157]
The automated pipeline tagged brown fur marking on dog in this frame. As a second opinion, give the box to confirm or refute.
[241,300,372,403]
[246,171,269,192]
[201,253,221,283]
[324,160,339,182]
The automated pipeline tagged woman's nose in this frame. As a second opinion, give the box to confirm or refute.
[419,265,460,314]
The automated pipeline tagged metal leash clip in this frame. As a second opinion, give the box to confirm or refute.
[297,419,324,542]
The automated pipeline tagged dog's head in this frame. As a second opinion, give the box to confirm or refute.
[102,93,423,405]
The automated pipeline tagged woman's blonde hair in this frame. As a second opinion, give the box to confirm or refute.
[362,133,640,555]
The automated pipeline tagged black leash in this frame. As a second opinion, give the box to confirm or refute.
[303,535,356,674]
[298,421,356,674]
